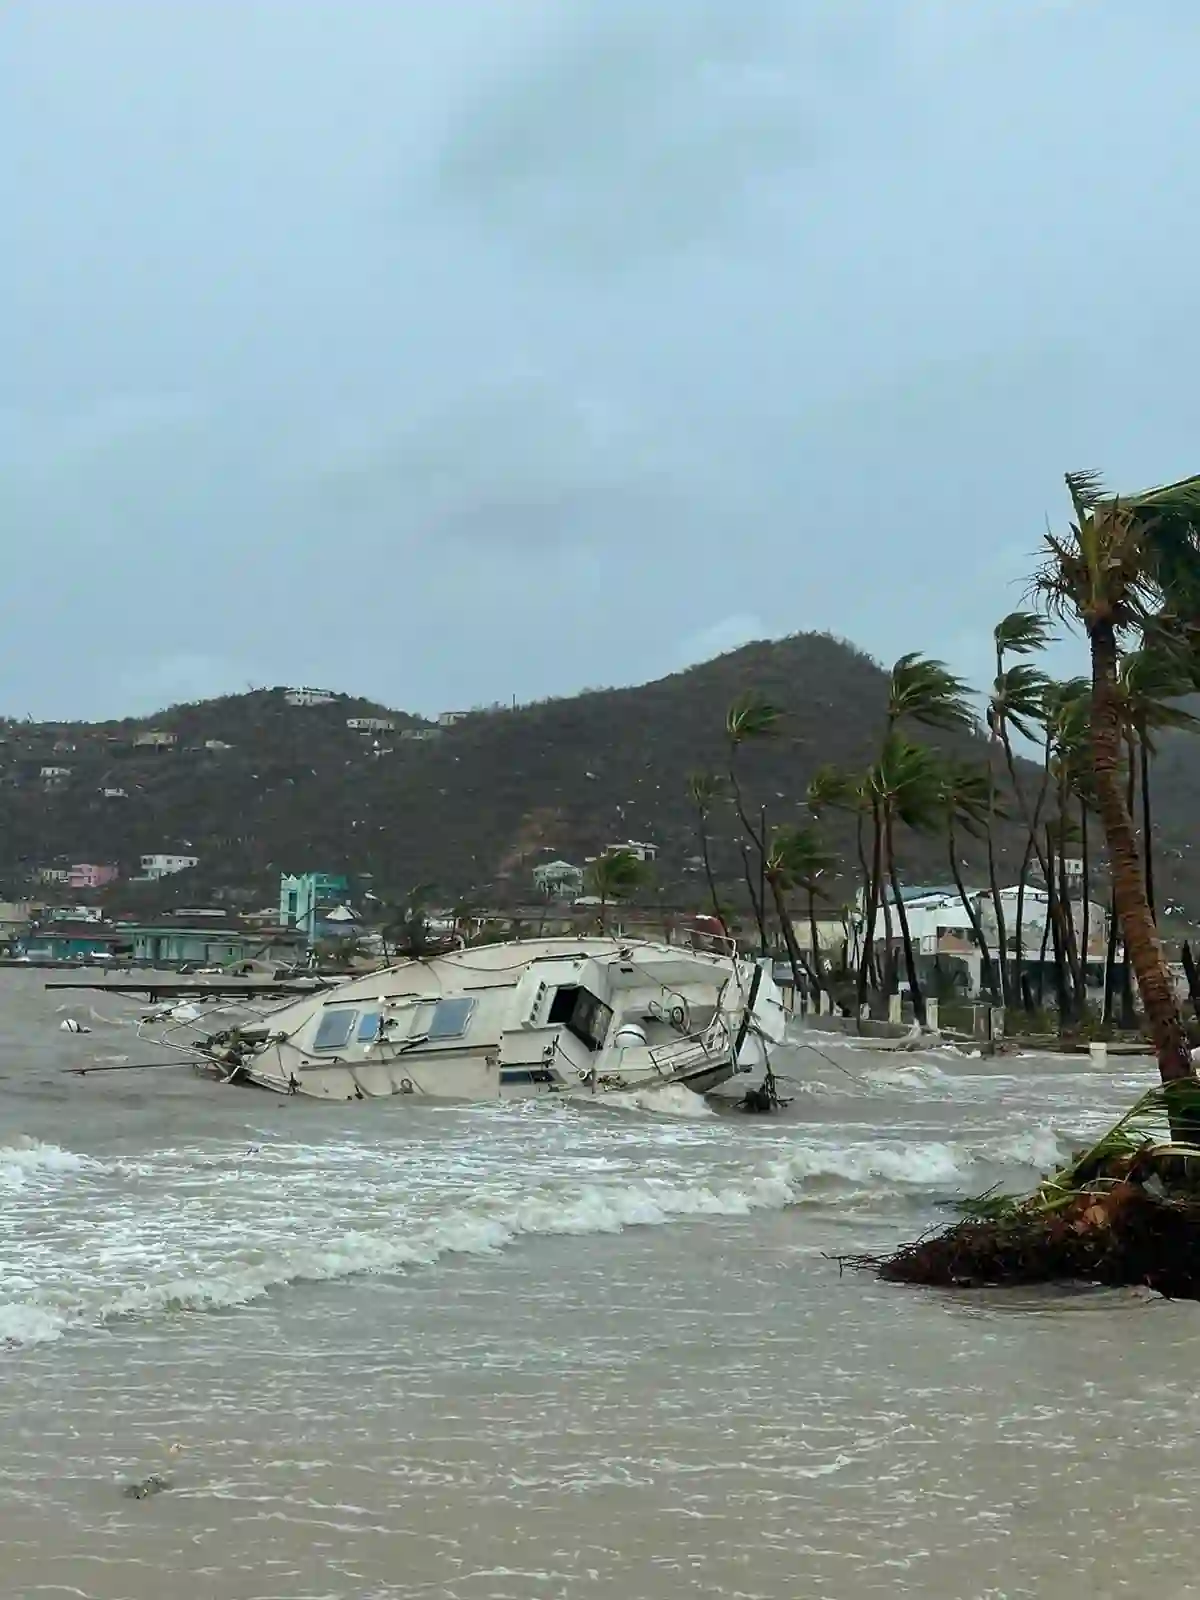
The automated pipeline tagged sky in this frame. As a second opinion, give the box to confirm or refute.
[4,0,1200,720]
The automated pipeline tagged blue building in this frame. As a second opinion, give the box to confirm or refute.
[279,873,351,941]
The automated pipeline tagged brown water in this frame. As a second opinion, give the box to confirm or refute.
[0,971,1194,1599]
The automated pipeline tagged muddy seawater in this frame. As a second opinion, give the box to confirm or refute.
[0,969,1196,1599]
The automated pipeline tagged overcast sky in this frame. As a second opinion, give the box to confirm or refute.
[4,0,1199,719]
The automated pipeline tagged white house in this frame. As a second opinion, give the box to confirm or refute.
[436,711,469,727]
[134,730,176,748]
[40,766,71,787]
[532,860,585,898]
[284,687,337,707]
[139,853,200,880]
[605,840,658,862]
[399,727,442,742]
[346,717,395,733]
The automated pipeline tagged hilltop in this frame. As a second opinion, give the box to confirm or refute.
[2,633,1197,920]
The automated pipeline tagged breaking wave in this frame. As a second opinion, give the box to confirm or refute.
[0,1138,98,1189]
[0,1121,1078,1346]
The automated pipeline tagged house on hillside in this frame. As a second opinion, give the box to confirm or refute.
[134,731,176,749]
[346,717,395,733]
[32,866,70,885]
[436,711,469,727]
[603,840,658,863]
[284,686,337,707]
[399,727,441,742]
[204,739,233,751]
[40,766,71,788]
[532,860,585,899]
[139,853,200,880]
[67,862,119,890]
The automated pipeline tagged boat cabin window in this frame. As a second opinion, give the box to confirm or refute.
[547,986,613,1052]
[313,1008,357,1051]
[409,996,476,1041]
[356,1012,383,1043]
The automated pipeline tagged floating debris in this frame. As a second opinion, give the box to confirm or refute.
[122,1473,172,1500]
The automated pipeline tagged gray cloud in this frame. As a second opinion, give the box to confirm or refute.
[4,0,1200,719]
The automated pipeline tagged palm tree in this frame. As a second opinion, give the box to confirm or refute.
[687,772,727,929]
[724,693,780,950]
[809,763,874,985]
[857,656,975,1011]
[1116,643,1200,922]
[936,759,1000,1004]
[870,733,944,1024]
[989,621,1054,1004]
[764,825,836,1001]
[587,848,647,934]
[1033,469,1200,1087]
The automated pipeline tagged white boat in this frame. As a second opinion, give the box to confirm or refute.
[171,937,787,1102]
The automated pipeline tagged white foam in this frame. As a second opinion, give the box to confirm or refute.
[593,1084,716,1118]
[0,1138,94,1189]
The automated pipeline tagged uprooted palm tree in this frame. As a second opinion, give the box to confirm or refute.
[764,824,836,1002]
[1033,469,1200,1089]
[857,655,975,1011]
[587,848,648,934]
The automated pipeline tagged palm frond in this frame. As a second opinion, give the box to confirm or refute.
[994,610,1055,658]
[888,653,976,732]
[726,692,782,745]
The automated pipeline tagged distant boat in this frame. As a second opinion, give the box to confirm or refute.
[158,936,787,1103]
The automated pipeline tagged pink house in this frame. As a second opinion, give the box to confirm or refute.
[67,863,119,890]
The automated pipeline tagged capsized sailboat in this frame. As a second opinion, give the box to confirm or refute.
[162,937,788,1102]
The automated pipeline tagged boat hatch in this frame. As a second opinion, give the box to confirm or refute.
[547,986,613,1051]
[411,996,476,1040]
[313,1009,358,1051]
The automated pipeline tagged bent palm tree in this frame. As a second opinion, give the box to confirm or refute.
[687,771,728,928]
[765,825,836,1000]
[936,759,999,1004]
[1033,469,1200,1087]
[725,693,780,949]
[587,848,647,934]
[1116,644,1200,921]
[857,656,975,1010]
[870,734,943,1024]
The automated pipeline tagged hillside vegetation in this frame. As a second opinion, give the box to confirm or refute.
[3,633,1196,920]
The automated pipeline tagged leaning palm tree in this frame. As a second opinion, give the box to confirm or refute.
[809,763,874,985]
[1032,469,1200,1087]
[935,759,1000,1004]
[988,635,1054,1004]
[724,692,780,949]
[686,771,728,928]
[1116,643,1200,921]
[586,848,647,935]
[857,656,975,1010]
[764,825,836,1000]
[869,733,944,1024]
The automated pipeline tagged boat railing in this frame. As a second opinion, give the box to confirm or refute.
[646,1013,731,1077]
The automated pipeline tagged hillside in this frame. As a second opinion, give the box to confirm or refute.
[2,632,1195,918]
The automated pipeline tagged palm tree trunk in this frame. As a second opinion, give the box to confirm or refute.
[766,875,814,1004]
[806,888,829,997]
[1045,826,1069,1022]
[985,827,1010,1007]
[1089,618,1190,1085]
[947,818,997,1003]
[884,806,925,1024]
[1139,731,1157,922]
[739,845,770,953]
[1079,795,1091,986]
[1102,883,1119,1028]
[1120,739,1138,1030]
[694,806,726,930]
[856,798,884,1009]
